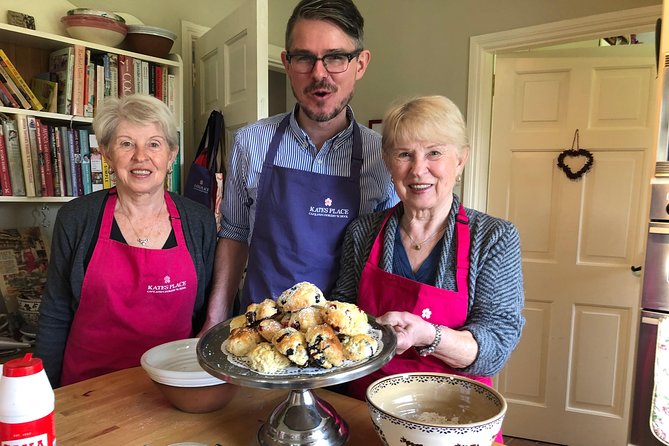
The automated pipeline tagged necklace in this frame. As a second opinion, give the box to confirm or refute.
[401,223,446,250]
[117,198,165,247]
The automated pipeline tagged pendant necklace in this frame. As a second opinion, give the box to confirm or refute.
[401,223,446,251]
[117,198,165,247]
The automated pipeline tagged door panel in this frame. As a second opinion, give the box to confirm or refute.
[490,45,655,445]
[194,0,268,164]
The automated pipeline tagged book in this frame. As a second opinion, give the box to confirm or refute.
[118,55,134,96]
[70,127,84,196]
[89,148,103,192]
[95,63,105,114]
[108,54,118,99]
[0,125,12,195]
[0,65,30,109]
[35,119,54,197]
[0,115,25,196]
[14,114,36,197]
[84,50,95,118]
[0,227,50,314]
[79,128,92,195]
[47,124,65,197]
[154,64,163,101]
[141,61,149,95]
[30,78,58,113]
[148,63,156,97]
[49,47,74,115]
[167,74,176,116]
[134,58,143,94]
[0,80,19,108]
[71,44,86,116]
[25,116,42,197]
[0,49,43,111]
[58,126,72,196]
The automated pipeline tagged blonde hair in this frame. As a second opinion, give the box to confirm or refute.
[382,95,469,158]
[93,94,178,155]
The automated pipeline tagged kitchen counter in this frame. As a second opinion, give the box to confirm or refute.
[54,366,504,445]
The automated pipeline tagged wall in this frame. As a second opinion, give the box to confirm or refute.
[4,0,662,129]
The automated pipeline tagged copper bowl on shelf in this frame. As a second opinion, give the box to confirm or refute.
[124,25,176,58]
[140,338,238,413]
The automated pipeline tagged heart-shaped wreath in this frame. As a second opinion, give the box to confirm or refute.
[557,148,594,180]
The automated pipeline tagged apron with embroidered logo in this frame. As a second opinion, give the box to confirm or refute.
[350,204,503,443]
[60,189,198,386]
[241,114,362,308]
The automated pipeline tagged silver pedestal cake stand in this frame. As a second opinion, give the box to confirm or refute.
[197,315,396,446]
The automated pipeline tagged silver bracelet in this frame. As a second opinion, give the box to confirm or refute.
[414,323,442,357]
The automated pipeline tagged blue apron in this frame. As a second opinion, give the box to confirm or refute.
[241,114,362,308]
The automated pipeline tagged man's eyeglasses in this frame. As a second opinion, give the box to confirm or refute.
[285,50,362,74]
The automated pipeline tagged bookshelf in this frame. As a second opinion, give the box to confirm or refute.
[0,22,184,236]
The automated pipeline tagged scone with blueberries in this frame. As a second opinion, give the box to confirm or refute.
[225,326,262,357]
[288,306,324,333]
[248,342,292,373]
[341,333,379,361]
[272,327,310,367]
[321,301,369,336]
[277,282,327,312]
[305,324,345,369]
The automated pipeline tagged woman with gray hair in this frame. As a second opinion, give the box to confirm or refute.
[331,96,524,442]
[35,94,217,387]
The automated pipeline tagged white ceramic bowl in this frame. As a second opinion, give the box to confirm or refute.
[366,373,507,446]
[61,14,127,47]
[141,338,238,413]
[141,338,223,387]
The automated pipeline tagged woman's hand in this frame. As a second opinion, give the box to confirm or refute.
[376,311,437,354]
[377,311,479,369]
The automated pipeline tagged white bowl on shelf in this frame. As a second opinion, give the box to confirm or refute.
[61,14,127,47]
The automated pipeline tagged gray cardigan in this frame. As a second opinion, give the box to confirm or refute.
[330,195,525,377]
[34,190,217,387]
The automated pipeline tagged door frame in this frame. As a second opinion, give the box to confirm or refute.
[465,5,661,212]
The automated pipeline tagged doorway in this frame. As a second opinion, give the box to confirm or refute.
[466,5,661,445]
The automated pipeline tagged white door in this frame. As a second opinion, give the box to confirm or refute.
[488,45,656,445]
[193,0,269,165]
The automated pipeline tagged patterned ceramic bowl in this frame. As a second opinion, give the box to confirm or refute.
[366,373,507,446]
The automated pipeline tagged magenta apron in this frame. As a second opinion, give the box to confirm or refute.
[60,189,198,386]
[241,114,362,308]
[350,204,503,443]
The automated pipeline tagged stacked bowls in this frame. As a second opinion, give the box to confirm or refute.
[140,338,238,413]
[61,9,127,47]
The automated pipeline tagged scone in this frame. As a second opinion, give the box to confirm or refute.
[272,327,310,367]
[288,306,324,333]
[321,301,369,336]
[225,326,262,357]
[245,298,279,325]
[305,324,345,369]
[277,282,327,312]
[341,334,378,361]
[257,318,284,342]
[248,342,291,373]
[229,314,248,330]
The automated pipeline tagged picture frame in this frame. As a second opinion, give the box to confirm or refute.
[369,119,383,133]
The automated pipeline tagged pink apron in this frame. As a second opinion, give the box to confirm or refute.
[351,204,503,443]
[60,189,198,386]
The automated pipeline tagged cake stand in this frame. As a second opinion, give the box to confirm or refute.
[197,315,396,446]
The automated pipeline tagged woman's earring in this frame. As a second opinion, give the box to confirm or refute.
[456,174,462,184]
[167,164,174,174]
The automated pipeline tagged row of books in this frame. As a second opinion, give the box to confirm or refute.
[0,112,181,198]
[0,45,177,119]
[0,112,105,197]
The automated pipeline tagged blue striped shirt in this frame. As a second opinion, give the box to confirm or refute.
[218,106,399,241]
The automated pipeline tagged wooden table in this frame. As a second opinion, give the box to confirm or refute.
[54,367,504,445]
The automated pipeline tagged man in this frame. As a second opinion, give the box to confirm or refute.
[201,0,397,330]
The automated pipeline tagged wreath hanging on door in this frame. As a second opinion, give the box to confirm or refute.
[556,129,594,180]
